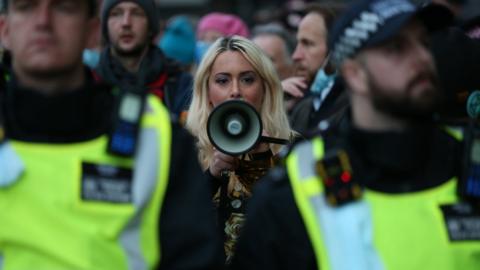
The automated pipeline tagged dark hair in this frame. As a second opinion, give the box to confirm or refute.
[304,1,346,32]
[2,0,98,17]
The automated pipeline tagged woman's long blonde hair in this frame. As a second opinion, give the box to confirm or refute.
[186,35,293,169]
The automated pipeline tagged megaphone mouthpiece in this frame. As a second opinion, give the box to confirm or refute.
[225,114,245,136]
[207,100,289,155]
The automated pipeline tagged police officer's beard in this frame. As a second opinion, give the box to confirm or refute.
[368,71,444,122]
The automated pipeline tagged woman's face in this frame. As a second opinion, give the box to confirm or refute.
[208,50,265,112]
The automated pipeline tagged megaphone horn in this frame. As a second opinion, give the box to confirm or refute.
[207,100,289,155]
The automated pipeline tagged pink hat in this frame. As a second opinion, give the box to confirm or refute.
[197,12,250,38]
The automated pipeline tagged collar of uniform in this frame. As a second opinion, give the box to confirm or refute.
[334,116,460,193]
[349,123,433,173]
[4,69,114,143]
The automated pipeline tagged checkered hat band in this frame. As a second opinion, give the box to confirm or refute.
[332,11,384,65]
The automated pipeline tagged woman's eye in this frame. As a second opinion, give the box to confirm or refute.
[241,75,256,84]
[215,78,229,85]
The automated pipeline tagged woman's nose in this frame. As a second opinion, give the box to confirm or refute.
[230,81,242,99]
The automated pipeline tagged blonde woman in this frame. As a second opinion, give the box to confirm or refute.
[186,35,295,263]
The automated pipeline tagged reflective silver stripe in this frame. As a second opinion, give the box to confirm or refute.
[120,217,145,270]
[309,196,384,270]
[120,128,160,270]
[132,128,160,209]
[294,141,316,181]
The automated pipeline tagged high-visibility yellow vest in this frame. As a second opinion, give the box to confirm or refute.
[287,137,480,270]
[0,95,172,270]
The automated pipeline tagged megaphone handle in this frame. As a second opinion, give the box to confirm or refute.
[260,136,290,145]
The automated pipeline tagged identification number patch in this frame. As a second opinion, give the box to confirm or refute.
[81,162,133,204]
[441,203,480,241]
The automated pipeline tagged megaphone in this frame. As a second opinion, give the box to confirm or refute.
[207,100,289,155]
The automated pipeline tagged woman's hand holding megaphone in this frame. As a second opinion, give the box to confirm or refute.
[209,147,240,179]
[208,130,271,179]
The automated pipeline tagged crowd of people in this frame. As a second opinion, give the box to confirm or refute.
[0,0,480,269]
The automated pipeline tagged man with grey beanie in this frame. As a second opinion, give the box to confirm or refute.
[96,0,193,121]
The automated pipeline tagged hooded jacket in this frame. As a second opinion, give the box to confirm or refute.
[95,45,192,118]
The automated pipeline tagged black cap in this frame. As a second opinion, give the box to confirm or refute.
[328,0,453,66]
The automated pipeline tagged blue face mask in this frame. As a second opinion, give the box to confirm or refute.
[82,49,100,69]
[310,68,337,96]
[195,41,212,64]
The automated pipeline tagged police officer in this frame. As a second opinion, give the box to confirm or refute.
[0,0,222,269]
[232,0,480,269]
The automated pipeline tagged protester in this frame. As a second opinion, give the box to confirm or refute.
[158,15,196,73]
[251,23,295,80]
[195,12,250,64]
[185,35,294,264]
[232,0,480,269]
[96,0,192,120]
[284,2,349,135]
[0,0,223,269]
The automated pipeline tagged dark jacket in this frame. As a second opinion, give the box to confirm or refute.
[95,45,193,118]
[1,67,223,270]
[288,78,349,136]
[231,118,463,270]
[431,27,480,119]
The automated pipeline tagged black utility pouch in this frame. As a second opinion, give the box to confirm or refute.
[316,149,362,206]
